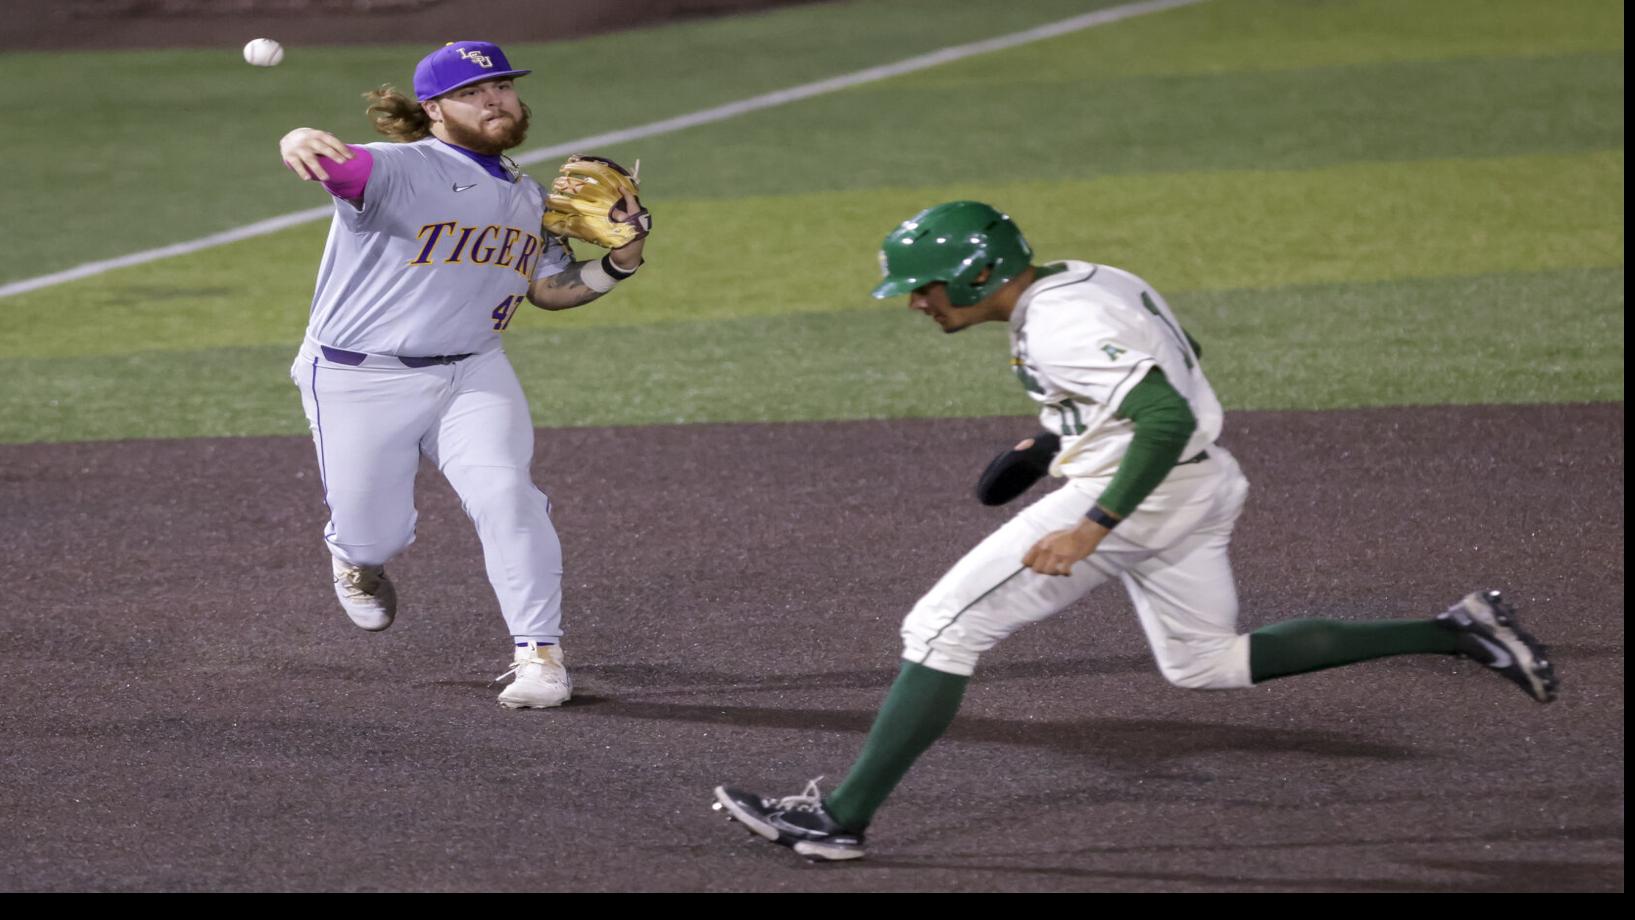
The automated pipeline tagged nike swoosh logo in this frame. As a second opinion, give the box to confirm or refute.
[453,183,478,192]
[1472,635,1515,669]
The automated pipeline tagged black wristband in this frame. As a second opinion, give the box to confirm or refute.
[1086,505,1122,530]
[601,252,639,280]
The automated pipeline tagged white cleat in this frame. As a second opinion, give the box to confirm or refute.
[496,641,573,709]
[331,556,397,632]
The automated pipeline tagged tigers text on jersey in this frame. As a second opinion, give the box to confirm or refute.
[305,138,571,357]
[1008,261,1223,480]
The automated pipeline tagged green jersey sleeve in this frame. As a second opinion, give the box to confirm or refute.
[1094,367,1197,519]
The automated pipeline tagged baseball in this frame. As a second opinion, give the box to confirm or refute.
[243,38,284,67]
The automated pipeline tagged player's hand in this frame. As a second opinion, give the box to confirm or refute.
[1022,519,1109,576]
[280,127,353,182]
[606,189,647,272]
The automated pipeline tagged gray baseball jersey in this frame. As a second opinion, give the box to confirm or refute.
[305,137,570,357]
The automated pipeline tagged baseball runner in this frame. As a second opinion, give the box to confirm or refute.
[278,41,653,709]
[711,201,1558,860]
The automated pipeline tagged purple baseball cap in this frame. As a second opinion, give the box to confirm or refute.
[413,41,530,101]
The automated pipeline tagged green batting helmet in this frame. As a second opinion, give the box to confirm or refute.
[871,201,1033,306]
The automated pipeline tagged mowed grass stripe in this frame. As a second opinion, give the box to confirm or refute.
[0,0,1125,285]
[3,150,1619,359]
[631,51,1623,200]
[1,268,1620,444]
[2,0,1620,285]
[894,0,1623,85]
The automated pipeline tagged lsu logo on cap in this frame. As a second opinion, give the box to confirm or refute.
[458,47,494,68]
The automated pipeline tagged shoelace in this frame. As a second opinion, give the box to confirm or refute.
[771,778,826,812]
[493,649,563,684]
[335,565,384,599]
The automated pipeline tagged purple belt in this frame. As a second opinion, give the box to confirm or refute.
[321,345,475,368]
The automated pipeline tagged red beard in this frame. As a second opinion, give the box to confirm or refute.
[442,103,531,155]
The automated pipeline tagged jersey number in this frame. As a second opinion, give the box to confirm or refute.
[491,294,524,331]
[1052,400,1088,436]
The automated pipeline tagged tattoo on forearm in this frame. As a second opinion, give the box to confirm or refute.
[534,262,604,308]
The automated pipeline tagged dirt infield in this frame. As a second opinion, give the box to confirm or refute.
[0,403,1622,891]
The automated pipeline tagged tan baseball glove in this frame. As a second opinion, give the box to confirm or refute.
[542,155,652,249]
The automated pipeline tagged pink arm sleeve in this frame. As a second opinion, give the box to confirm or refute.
[319,145,374,199]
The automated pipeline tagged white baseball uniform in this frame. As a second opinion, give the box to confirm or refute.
[290,137,573,642]
[901,261,1254,688]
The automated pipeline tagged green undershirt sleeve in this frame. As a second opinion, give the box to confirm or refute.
[1094,367,1197,519]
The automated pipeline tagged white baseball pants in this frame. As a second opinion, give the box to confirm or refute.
[902,448,1252,688]
[291,341,563,642]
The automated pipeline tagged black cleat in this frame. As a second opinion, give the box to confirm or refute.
[712,780,866,861]
[1435,590,1559,703]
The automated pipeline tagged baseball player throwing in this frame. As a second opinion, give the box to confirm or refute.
[712,201,1557,860]
[278,41,652,709]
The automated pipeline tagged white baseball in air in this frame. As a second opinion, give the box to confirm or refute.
[243,38,285,67]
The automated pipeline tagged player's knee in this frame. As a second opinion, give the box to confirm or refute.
[1156,635,1252,690]
[899,598,954,652]
[900,602,982,678]
[453,468,551,528]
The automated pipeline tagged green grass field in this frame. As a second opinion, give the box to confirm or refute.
[0,0,1623,443]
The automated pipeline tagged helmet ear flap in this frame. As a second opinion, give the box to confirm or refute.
[944,249,993,306]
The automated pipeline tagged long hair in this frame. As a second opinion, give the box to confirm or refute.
[364,84,431,143]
